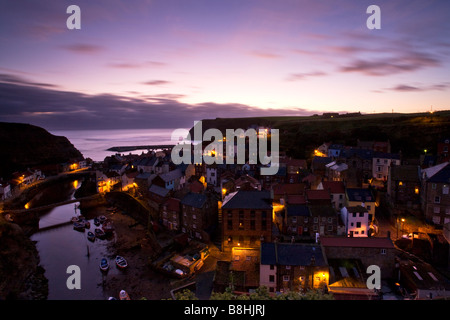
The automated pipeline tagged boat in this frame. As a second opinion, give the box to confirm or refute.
[73,221,85,231]
[94,217,100,226]
[84,221,91,229]
[100,258,109,272]
[115,255,128,269]
[71,216,80,223]
[102,220,115,234]
[99,215,107,223]
[87,231,95,242]
[119,290,130,300]
[95,228,106,239]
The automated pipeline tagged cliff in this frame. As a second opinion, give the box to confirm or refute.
[0,122,83,178]
[189,111,450,159]
[0,215,48,299]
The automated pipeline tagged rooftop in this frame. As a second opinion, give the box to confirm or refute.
[346,188,374,202]
[222,190,272,210]
[261,242,327,266]
[321,236,394,249]
[181,192,207,209]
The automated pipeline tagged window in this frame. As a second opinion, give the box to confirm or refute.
[327,225,333,231]
[246,256,252,261]
[286,266,291,270]
[381,249,386,255]
[327,217,333,223]
[435,196,441,204]
[443,185,449,195]
[314,217,318,223]
[434,207,440,214]
[250,220,255,230]
[270,264,275,270]
[269,275,275,282]
[283,275,290,282]
[292,217,297,223]
[432,183,437,190]
[356,222,361,228]
[227,220,232,230]
[359,212,365,217]
[304,217,309,223]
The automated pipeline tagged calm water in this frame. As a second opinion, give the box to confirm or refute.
[50,128,188,161]
[29,179,120,300]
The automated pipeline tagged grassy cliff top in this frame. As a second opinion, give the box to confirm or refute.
[191,111,450,159]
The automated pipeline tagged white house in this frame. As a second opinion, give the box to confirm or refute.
[340,206,370,237]
[206,166,218,186]
[372,152,401,181]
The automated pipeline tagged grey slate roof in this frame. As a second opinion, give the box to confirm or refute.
[286,205,310,217]
[260,242,326,266]
[346,188,374,202]
[149,184,170,197]
[181,192,207,209]
[222,190,272,210]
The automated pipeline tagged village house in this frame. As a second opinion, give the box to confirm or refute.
[345,188,376,222]
[340,205,371,237]
[134,155,159,173]
[161,197,181,231]
[372,152,401,181]
[271,183,305,204]
[325,161,348,182]
[222,190,273,251]
[437,138,449,164]
[134,172,156,195]
[306,189,332,206]
[420,162,450,226]
[96,170,121,193]
[181,192,218,242]
[0,181,12,200]
[320,236,396,278]
[387,164,421,211]
[152,168,184,191]
[286,158,308,183]
[283,204,311,238]
[309,205,340,237]
[147,184,171,215]
[317,181,346,211]
[260,242,329,293]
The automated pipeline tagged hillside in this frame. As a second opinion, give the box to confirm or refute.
[190,111,450,160]
[0,122,83,178]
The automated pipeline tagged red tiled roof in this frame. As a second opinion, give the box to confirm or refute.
[321,181,345,194]
[286,195,307,205]
[321,236,394,248]
[306,189,330,200]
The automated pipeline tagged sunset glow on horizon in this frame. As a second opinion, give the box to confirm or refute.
[1,0,449,130]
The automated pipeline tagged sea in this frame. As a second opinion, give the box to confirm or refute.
[49,128,190,162]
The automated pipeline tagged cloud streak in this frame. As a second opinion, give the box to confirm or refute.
[0,74,315,130]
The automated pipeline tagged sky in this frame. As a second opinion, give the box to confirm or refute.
[0,0,449,130]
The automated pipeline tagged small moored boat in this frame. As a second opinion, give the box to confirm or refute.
[99,215,107,223]
[100,258,109,272]
[73,221,85,232]
[95,228,106,239]
[115,255,128,269]
[87,231,95,242]
[102,220,115,234]
[119,290,130,300]
[94,217,100,226]
[84,220,91,229]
